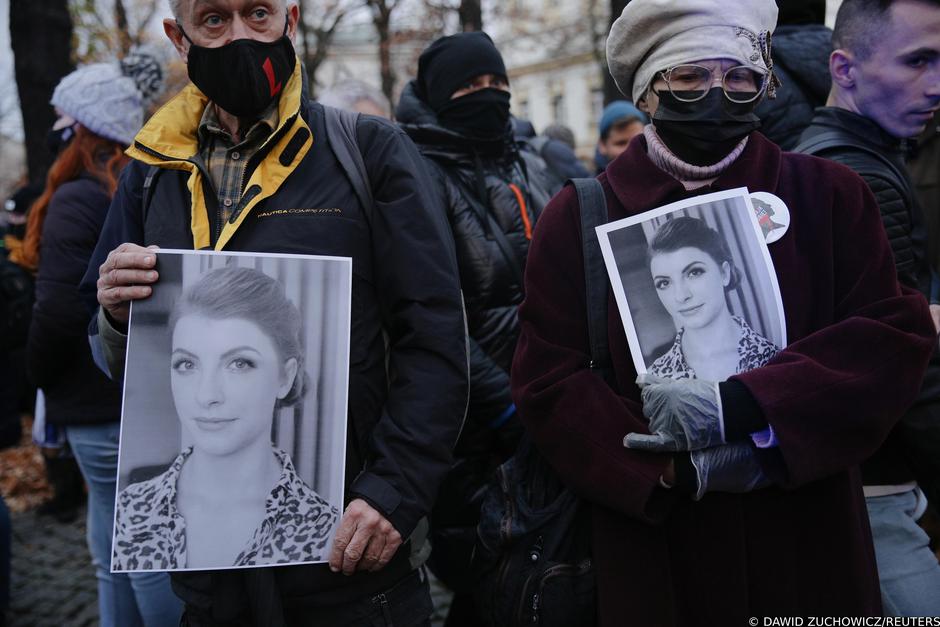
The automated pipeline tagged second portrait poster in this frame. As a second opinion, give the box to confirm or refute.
[596,187,786,381]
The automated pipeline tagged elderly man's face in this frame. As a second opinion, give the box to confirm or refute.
[164,0,298,56]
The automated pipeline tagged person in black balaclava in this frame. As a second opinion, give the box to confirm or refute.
[395,32,553,627]
[411,31,510,135]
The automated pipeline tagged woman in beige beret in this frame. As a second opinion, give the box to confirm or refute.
[508,0,937,624]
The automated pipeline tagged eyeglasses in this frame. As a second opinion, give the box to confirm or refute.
[656,64,767,104]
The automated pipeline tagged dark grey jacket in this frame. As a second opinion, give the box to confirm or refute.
[798,106,940,490]
[799,107,932,296]
[755,24,832,150]
[27,174,122,426]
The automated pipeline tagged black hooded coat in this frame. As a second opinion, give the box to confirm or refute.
[397,81,551,439]
[396,81,553,587]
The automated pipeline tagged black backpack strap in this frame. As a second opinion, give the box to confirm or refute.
[794,132,915,210]
[141,165,161,224]
[323,106,374,220]
[484,206,526,292]
[571,178,611,379]
[440,158,526,293]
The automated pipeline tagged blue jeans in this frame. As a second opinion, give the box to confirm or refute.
[66,422,183,627]
[866,488,940,617]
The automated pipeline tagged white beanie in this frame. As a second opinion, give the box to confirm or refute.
[50,48,164,146]
[607,0,779,104]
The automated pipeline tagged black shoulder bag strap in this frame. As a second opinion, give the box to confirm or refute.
[794,132,915,210]
[571,178,612,380]
[323,105,374,222]
[141,164,162,225]
[474,192,526,293]
[442,156,526,292]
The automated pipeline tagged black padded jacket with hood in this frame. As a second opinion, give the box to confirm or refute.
[397,81,552,453]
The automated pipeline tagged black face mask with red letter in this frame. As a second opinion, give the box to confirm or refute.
[178,18,296,118]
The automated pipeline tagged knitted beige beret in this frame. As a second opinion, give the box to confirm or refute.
[607,0,779,103]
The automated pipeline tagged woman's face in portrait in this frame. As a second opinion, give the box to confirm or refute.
[170,314,298,457]
[650,246,731,330]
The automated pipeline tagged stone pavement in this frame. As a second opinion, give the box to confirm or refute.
[6,506,98,627]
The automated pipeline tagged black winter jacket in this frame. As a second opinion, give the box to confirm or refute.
[80,67,468,617]
[755,24,832,151]
[799,106,940,489]
[27,175,122,426]
[909,118,940,272]
[800,107,932,296]
[396,82,552,451]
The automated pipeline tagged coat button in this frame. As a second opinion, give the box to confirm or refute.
[231,151,240,160]
[223,198,233,207]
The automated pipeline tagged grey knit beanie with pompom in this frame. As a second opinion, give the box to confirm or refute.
[50,47,165,146]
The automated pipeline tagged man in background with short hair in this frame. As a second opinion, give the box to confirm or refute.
[595,100,648,173]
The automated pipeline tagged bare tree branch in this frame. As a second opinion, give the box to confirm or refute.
[297,0,356,98]
[363,0,402,112]
[457,0,482,31]
[11,0,73,184]
[134,0,162,45]
[605,0,629,103]
[70,0,164,62]
[115,0,132,55]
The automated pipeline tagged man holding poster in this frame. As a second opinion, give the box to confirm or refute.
[510,0,937,625]
[80,1,468,625]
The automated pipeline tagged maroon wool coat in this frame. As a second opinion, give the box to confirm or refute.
[510,132,936,626]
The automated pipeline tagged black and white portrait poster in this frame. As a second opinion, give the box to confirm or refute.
[112,250,351,573]
[596,187,786,381]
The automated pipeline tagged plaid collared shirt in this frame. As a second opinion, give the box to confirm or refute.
[196,101,280,227]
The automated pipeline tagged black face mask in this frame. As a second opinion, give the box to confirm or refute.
[46,122,78,155]
[652,88,762,166]
[436,88,511,139]
[179,19,296,118]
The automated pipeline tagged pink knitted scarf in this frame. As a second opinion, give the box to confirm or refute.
[643,125,748,191]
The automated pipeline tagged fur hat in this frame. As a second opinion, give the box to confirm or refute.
[50,47,164,146]
[607,0,779,103]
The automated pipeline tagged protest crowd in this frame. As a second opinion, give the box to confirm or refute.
[1,0,939,625]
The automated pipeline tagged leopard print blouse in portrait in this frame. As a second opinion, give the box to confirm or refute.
[111,447,339,571]
[649,316,779,380]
